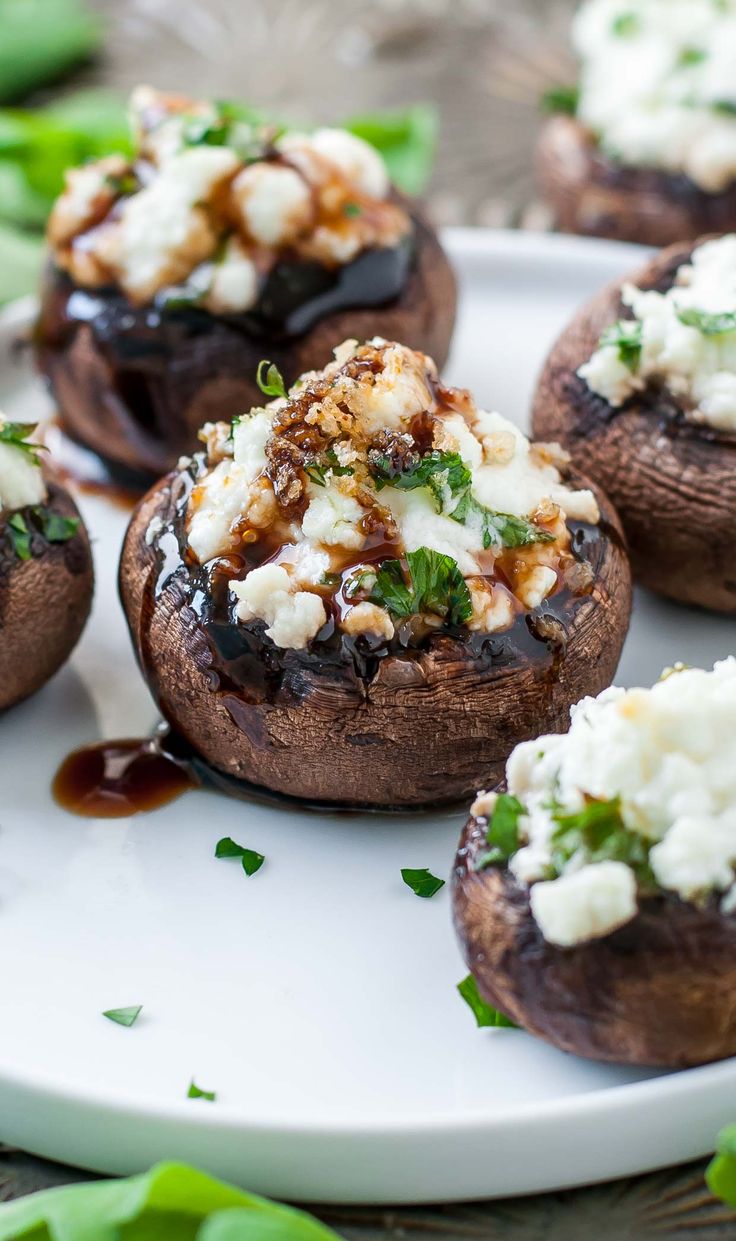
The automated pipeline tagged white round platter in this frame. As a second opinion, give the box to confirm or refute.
[0,228,734,1205]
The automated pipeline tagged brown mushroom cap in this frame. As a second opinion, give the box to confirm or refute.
[532,237,736,612]
[118,466,631,809]
[452,809,736,1067]
[537,115,736,246]
[34,214,456,486]
[0,478,94,710]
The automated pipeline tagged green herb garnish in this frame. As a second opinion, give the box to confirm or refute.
[457,975,518,1028]
[451,490,554,551]
[102,1005,142,1028]
[540,84,580,116]
[599,319,643,371]
[38,510,80,543]
[679,46,707,66]
[256,360,288,400]
[401,867,445,898]
[707,1124,736,1207]
[550,796,652,881]
[677,307,736,335]
[343,201,362,217]
[215,836,265,876]
[370,546,472,626]
[188,1080,217,1102]
[713,99,736,115]
[612,11,641,36]
[4,505,79,562]
[0,420,44,464]
[474,794,526,870]
[7,512,31,560]
[304,447,354,486]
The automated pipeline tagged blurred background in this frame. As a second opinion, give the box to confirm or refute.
[0,0,578,305]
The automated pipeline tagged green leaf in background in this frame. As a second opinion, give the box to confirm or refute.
[0,221,42,305]
[457,975,518,1029]
[344,103,437,196]
[706,1124,736,1206]
[0,0,101,104]
[0,1160,339,1240]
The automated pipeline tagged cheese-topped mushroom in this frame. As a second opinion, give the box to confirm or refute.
[184,339,600,650]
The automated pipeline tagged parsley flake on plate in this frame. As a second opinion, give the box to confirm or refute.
[102,1005,142,1028]
[188,1080,217,1102]
[215,836,265,876]
[401,867,445,898]
[457,975,518,1028]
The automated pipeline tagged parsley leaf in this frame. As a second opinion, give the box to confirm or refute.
[550,796,653,881]
[474,793,526,870]
[599,319,643,371]
[457,975,518,1028]
[38,510,80,543]
[612,11,640,36]
[540,84,579,116]
[677,307,736,335]
[188,1080,216,1102]
[707,1124,736,1208]
[401,867,445,898]
[370,546,472,626]
[215,836,265,876]
[0,420,45,465]
[103,1005,142,1028]
[256,360,287,400]
[679,46,707,67]
[713,99,736,116]
[343,201,362,217]
[7,513,31,560]
[450,490,554,551]
[305,447,354,486]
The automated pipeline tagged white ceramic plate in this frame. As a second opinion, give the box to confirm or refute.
[1,229,735,1206]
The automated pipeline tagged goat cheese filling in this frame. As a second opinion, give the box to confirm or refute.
[579,234,736,431]
[573,0,736,193]
[472,660,736,947]
[182,339,600,651]
[47,87,411,309]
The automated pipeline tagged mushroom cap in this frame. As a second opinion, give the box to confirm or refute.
[118,466,631,809]
[537,115,736,246]
[452,808,736,1067]
[34,213,456,486]
[0,478,94,710]
[532,237,736,612]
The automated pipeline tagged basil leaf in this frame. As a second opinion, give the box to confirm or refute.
[677,307,736,335]
[7,512,31,560]
[0,420,44,464]
[401,867,445,898]
[540,84,579,116]
[707,1124,736,1207]
[188,1080,217,1102]
[102,1005,142,1028]
[599,319,643,371]
[457,975,518,1028]
[256,360,287,400]
[474,794,526,869]
[0,1161,338,1239]
[215,836,265,876]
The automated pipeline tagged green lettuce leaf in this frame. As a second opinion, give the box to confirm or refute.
[0,1161,339,1240]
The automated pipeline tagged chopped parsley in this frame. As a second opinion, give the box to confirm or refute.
[4,506,79,562]
[400,867,445,898]
[549,796,653,882]
[611,11,640,36]
[104,170,138,196]
[540,84,579,116]
[457,975,518,1028]
[676,307,736,335]
[369,448,554,550]
[39,510,80,543]
[215,836,265,876]
[7,513,32,560]
[256,359,288,400]
[599,319,643,371]
[679,46,707,67]
[304,447,354,486]
[712,99,736,116]
[369,546,472,627]
[0,420,45,466]
[187,1080,216,1102]
[102,1005,142,1028]
[474,793,526,870]
[343,201,362,217]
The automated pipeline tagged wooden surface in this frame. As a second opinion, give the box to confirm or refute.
[5,0,736,1234]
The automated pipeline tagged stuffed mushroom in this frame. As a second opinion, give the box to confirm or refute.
[538,0,736,246]
[0,417,93,709]
[34,87,456,485]
[453,660,736,1067]
[120,339,631,808]
[533,233,736,611]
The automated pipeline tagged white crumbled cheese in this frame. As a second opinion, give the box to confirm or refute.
[204,238,259,314]
[47,157,123,248]
[0,420,47,512]
[580,234,736,430]
[145,515,164,546]
[574,0,736,192]
[230,564,326,649]
[232,162,313,247]
[301,484,365,549]
[92,146,239,302]
[467,580,516,633]
[471,790,498,819]
[385,487,484,576]
[529,862,638,948]
[277,128,390,199]
[515,565,558,611]
[342,601,395,640]
[503,660,736,943]
[232,409,271,476]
